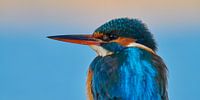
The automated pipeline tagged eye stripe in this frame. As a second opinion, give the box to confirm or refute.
[101,34,119,41]
[93,32,119,41]
[112,37,136,46]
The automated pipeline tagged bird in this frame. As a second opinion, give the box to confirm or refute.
[48,18,168,100]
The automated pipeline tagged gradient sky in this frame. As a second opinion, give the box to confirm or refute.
[0,0,200,100]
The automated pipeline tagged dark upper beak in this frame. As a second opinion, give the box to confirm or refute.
[47,34,101,45]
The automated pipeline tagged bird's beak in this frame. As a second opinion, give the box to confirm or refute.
[47,34,101,45]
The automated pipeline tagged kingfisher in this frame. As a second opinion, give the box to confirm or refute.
[48,18,168,100]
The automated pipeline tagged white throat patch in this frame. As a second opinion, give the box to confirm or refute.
[89,45,113,57]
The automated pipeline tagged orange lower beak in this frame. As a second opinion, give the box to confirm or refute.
[47,34,101,45]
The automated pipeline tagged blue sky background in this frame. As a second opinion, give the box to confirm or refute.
[0,0,200,100]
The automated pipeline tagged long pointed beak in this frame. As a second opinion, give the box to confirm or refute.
[47,34,101,45]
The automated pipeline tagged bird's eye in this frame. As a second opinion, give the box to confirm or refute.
[102,35,109,41]
[101,34,118,41]
[108,34,118,40]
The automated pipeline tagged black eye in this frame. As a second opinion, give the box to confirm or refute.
[102,35,109,41]
[108,34,118,40]
[102,34,118,41]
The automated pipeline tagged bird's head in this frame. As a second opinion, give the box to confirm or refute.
[48,18,157,56]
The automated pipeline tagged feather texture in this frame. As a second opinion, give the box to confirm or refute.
[88,47,168,100]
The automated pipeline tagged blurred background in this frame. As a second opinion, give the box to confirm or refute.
[0,0,200,100]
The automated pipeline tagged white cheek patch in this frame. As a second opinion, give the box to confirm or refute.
[89,45,113,57]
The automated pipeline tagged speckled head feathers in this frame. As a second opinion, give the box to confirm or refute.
[94,18,157,51]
